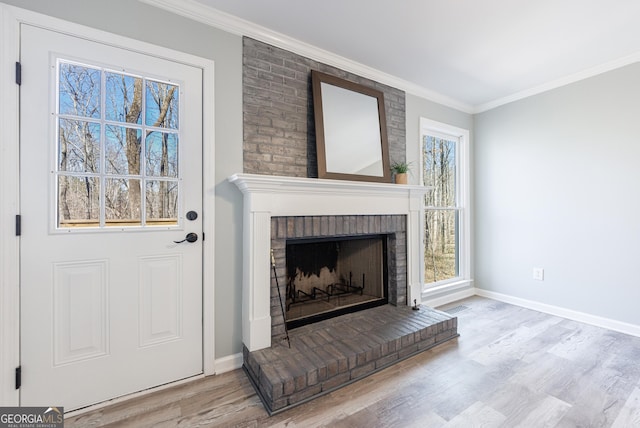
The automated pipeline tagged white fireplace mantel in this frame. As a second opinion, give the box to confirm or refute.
[229,173,428,351]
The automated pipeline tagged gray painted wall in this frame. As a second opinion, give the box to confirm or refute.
[405,94,474,185]
[475,63,640,325]
[3,0,245,358]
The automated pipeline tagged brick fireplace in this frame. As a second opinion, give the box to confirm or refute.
[271,215,405,338]
[231,39,458,414]
[229,173,427,352]
[229,174,459,414]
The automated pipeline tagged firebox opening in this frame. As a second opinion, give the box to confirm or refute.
[285,234,388,329]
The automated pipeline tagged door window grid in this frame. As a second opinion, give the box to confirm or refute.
[55,59,180,229]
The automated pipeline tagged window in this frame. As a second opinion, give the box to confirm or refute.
[55,60,180,229]
[420,118,470,288]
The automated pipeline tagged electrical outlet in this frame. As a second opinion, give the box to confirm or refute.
[533,267,544,281]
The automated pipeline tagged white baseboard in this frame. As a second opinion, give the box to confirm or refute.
[214,352,243,374]
[476,288,640,338]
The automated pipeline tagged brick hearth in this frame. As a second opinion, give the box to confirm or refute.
[243,304,458,414]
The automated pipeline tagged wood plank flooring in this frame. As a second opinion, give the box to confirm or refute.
[65,296,640,427]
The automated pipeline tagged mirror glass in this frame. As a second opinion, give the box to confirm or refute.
[312,71,391,182]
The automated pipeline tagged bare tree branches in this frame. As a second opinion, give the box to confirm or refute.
[56,61,179,227]
[423,136,457,282]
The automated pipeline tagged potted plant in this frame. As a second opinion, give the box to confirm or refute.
[390,161,411,184]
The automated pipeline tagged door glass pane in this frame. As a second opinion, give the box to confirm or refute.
[146,180,178,225]
[146,132,178,177]
[58,119,100,173]
[105,72,143,124]
[423,135,456,207]
[58,175,100,227]
[105,178,141,226]
[425,209,459,283]
[105,125,143,175]
[59,63,101,118]
[145,81,179,129]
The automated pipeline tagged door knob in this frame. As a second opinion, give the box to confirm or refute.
[173,232,198,244]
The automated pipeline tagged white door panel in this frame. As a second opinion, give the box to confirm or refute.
[20,24,203,410]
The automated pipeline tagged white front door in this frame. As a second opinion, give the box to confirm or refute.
[20,24,204,411]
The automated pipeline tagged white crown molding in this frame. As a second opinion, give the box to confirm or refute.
[140,0,640,115]
[138,0,474,113]
[474,52,640,113]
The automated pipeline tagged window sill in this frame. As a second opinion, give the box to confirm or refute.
[421,279,475,307]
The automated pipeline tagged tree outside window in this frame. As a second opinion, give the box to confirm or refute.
[423,134,458,283]
[420,119,469,288]
[56,61,179,228]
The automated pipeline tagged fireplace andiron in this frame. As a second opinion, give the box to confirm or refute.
[286,272,365,311]
[271,249,291,348]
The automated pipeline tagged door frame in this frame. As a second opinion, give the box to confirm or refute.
[0,4,216,407]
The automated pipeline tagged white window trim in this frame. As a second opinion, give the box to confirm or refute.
[419,118,472,295]
[53,59,184,232]
[0,4,216,406]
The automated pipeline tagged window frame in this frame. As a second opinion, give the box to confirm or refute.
[52,57,184,232]
[419,118,471,291]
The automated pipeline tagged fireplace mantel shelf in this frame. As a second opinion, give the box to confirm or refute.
[229,173,430,196]
[228,173,429,218]
[229,172,428,352]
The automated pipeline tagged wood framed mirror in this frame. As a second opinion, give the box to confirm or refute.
[311,70,391,183]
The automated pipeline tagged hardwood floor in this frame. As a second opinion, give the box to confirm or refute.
[66,296,640,427]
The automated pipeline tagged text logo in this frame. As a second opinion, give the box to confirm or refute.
[0,407,64,428]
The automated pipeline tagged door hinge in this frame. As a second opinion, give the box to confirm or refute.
[15,366,21,389]
[16,215,21,236]
[15,62,21,86]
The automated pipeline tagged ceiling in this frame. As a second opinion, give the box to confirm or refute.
[174,0,640,112]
